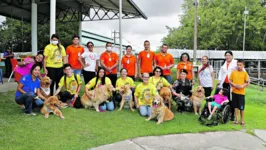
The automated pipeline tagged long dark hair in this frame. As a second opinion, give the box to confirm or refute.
[94,67,106,89]
[180,53,190,62]
[34,53,44,69]
[153,66,163,76]
[30,64,41,74]
[51,34,62,53]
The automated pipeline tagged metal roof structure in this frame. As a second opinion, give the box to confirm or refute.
[168,49,266,60]
[0,0,147,24]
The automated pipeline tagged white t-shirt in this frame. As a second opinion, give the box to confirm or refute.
[81,51,99,72]
[198,65,213,87]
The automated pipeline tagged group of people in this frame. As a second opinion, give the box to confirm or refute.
[14,34,249,126]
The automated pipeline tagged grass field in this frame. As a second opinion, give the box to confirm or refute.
[0,82,266,150]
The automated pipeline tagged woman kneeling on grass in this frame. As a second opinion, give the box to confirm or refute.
[15,64,46,115]
[85,67,115,111]
[135,72,159,117]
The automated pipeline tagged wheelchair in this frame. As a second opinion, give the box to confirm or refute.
[198,97,231,126]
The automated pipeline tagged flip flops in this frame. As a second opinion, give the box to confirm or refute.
[241,123,246,127]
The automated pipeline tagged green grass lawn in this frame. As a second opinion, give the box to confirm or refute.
[1,84,266,150]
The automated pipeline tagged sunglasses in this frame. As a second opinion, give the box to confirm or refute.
[155,70,161,73]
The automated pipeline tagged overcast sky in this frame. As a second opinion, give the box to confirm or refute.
[0,0,184,51]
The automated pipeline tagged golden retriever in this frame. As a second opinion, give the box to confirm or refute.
[159,87,172,110]
[118,85,134,111]
[40,76,51,99]
[146,95,174,124]
[190,86,205,115]
[81,84,115,112]
[41,96,65,119]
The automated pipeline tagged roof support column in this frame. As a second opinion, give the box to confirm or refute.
[118,0,123,71]
[79,5,83,44]
[50,0,56,37]
[31,0,38,55]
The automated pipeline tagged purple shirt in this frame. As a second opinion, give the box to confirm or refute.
[15,57,34,76]
[213,94,228,105]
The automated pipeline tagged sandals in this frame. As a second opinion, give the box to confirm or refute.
[241,123,246,127]
[234,121,239,125]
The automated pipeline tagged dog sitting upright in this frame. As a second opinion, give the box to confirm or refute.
[146,95,174,124]
[156,82,172,110]
[41,96,65,119]
[190,86,205,115]
[118,85,134,111]
[40,76,51,99]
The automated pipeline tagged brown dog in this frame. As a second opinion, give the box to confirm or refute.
[41,96,65,119]
[190,86,205,115]
[146,95,174,124]
[159,87,172,110]
[40,76,51,99]
[81,84,115,112]
[118,85,134,111]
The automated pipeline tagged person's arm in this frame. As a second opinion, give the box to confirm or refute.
[138,56,142,77]
[110,60,118,70]
[85,85,91,97]
[221,99,229,105]
[211,71,215,89]
[17,83,26,94]
[191,64,195,84]
[218,67,222,84]
[37,89,47,100]
[78,55,86,68]
[100,60,108,69]
[95,60,99,72]
[54,86,62,96]
[135,60,137,78]
[62,56,67,64]
[176,69,180,80]
[134,95,139,108]
[43,56,48,74]
[74,84,82,98]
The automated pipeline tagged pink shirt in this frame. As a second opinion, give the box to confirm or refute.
[15,57,34,75]
[213,94,228,105]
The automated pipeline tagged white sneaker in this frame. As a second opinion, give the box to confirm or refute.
[24,112,36,116]
[207,115,212,120]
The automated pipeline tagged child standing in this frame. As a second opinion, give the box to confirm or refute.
[229,59,249,126]
[207,88,229,120]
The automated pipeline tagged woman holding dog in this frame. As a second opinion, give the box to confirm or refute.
[115,68,135,106]
[198,56,215,97]
[85,67,114,111]
[15,53,44,82]
[135,72,159,117]
[15,64,46,115]
[176,53,194,84]
[43,34,67,95]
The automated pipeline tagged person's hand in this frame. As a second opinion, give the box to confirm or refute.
[134,74,137,79]
[173,93,180,97]
[138,73,142,79]
[74,93,78,98]
[235,84,242,89]
[85,63,90,67]
[192,80,195,85]
[44,68,48,75]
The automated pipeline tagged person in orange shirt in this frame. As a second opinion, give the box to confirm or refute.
[176,53,194,83]
[121,45,137,81]
[100,42,119,87]
[66,35,84,75]
[138,40,155,77]
[155,44,174,83]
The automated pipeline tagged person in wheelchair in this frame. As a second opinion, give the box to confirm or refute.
[172,69,192,112]
[206,88,229,120]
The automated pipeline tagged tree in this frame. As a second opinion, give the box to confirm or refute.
[163,0,266,50]
[0,17,79,52]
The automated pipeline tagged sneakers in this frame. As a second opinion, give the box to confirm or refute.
[207,115,212,120]
[24,112,36,116]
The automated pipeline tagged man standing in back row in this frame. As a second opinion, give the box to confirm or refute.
[66,35,84,75]
[138,40,155,78]
[100,42,119,87]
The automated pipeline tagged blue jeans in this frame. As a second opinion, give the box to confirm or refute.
[15,94,44,113]
[139,105,151,116]
[73,69,82,75]
[100,101,115,111]
[164,75,172,84]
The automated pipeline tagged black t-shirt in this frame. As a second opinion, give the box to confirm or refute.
[173,79,192,96]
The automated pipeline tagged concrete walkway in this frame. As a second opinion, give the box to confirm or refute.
[91,130,266,150]
[0,78,17,92]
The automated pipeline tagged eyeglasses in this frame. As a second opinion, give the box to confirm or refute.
[155,71,161,73]
[142,76,149,79]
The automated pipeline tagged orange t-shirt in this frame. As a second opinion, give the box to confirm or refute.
[155,53,174,75]
[100,51,119,75]
[122,54,137,76]
[177,61,193,80]
[66,45,84,69]
[224,62,230,83]
[138,50,155,73]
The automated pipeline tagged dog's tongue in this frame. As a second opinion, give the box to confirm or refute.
[153,105,158,108]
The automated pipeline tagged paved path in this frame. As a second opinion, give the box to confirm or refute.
[91,130,266,150]
[0,78,17,93]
